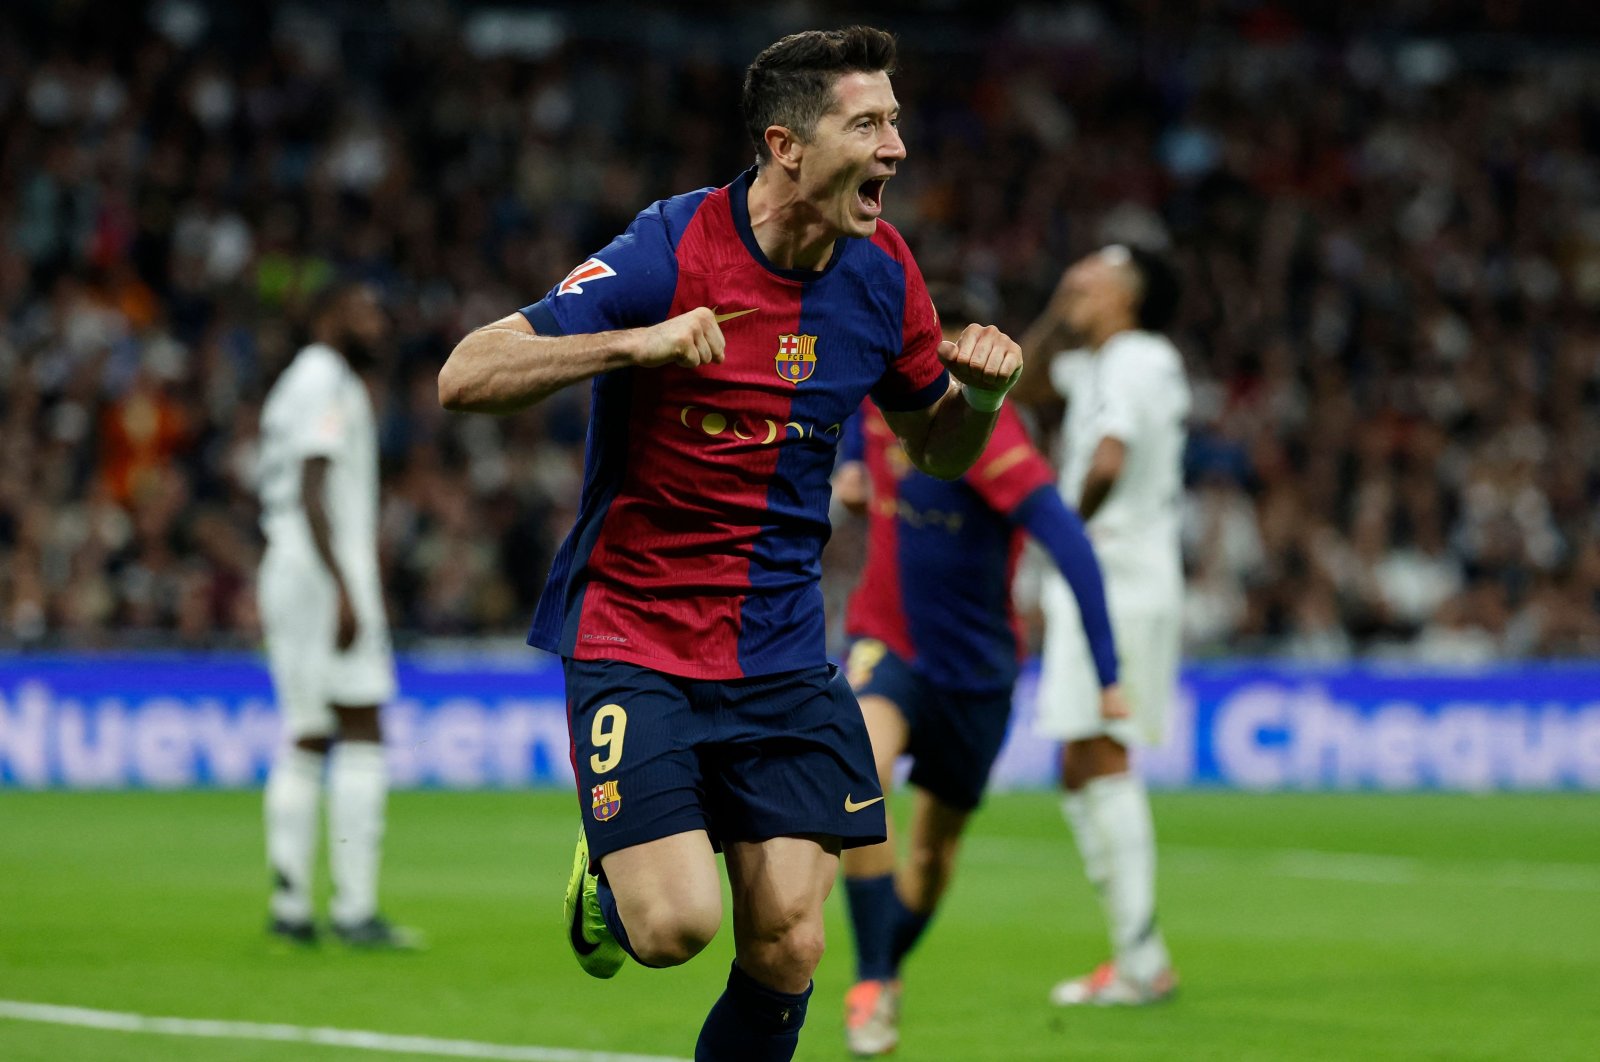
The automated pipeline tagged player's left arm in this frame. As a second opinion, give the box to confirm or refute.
[1077,436,1126,520]
[882,324,1023,481]
[1077,338,1143,518]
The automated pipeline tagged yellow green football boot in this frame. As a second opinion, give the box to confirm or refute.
[564,828,625,978]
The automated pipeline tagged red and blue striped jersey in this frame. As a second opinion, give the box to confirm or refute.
[519,169,950,679]
[843,402,1057,692]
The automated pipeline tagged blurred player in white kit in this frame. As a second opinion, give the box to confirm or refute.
[256,281,417,949]
[1019,245,1188,1005]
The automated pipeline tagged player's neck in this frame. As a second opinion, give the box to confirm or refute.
[1090,321,1137,351]
[746,168,836,273]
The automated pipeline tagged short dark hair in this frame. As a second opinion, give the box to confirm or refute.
[308,278,373,329]
[742,26,897,165]
[1125,246,1181,332]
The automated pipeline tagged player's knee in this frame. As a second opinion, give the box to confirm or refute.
[333,705,382,743]
[628,899,720,967]
[1062,738,1122,790]
[745,902,826,975]
[762,918,825,977]
[782,921,826,974]
[1060,755,1091,792]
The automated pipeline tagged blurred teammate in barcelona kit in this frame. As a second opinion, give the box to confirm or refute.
[438,28,1027,1062]
[1018,244,1189,1007]
[832,287,1125,1056]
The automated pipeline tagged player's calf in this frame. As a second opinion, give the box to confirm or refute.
[901,834,960,910]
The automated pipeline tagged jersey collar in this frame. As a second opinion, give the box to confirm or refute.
[728,167,850,284]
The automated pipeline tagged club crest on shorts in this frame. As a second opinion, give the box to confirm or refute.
[775,334,818,383]
[591,780,622,821]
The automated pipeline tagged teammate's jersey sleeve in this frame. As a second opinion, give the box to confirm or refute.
[869,227,949,412]
[1013,486,1119,687]
[838,410,867,465]
[283,351,347,460]
[518,202,680,336]
[963,405,1057,515]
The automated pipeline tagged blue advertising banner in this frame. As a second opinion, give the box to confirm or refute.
[0,652,571,791]
[2,654,1598,791]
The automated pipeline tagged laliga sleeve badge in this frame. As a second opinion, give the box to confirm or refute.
[558,258,617,296]
[591,780,622,821]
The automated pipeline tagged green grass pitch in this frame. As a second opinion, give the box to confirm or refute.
[1,789,1596,1061]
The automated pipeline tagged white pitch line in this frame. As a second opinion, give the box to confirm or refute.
[0,1001,691,1062]
[1261,848,1419,885]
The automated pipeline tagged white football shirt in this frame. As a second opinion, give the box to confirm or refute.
[257,343,380,564]
[1050,330,1190,602]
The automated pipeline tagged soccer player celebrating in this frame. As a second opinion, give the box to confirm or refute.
[438,27,1024,1062]
[257,282,417,949]
[832,288,1126,1056]
[1017,245,1188,1006]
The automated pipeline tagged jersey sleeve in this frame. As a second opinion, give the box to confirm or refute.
[283,355,345,460]
[1013,487,1119,687]
[837,406,867,465]
[1091,337,1146,444]
[518,202,679,336]
[870,228,950,412]
[964,405,1057,515]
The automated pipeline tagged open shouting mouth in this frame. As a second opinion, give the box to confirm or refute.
[857,176,888,217]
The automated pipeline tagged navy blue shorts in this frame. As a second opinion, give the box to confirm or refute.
[564,657,887,864]
[846,640,1014,812]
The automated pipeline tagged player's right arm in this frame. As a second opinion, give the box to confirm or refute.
[440,201,710,414]
[301,457,357,651]
[1012,268,1073,407]
[438,308,725,414]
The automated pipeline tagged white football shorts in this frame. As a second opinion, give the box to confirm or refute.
[258,541,396,740]
[1036,568,1181,747]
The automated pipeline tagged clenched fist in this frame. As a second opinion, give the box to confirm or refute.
[631,307,727,369]
[938,323,1023,403]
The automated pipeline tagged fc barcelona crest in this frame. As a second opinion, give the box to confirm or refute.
[591,780,622,821]
[776,334,818,383]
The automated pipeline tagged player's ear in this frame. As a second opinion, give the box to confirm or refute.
[765,124,804,173]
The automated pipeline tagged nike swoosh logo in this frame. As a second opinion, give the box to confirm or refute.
[713,307,759,323]
[844,795,885,813]
[569,902,599,956]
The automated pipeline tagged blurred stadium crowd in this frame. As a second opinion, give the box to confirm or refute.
[2,1,1598,660]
